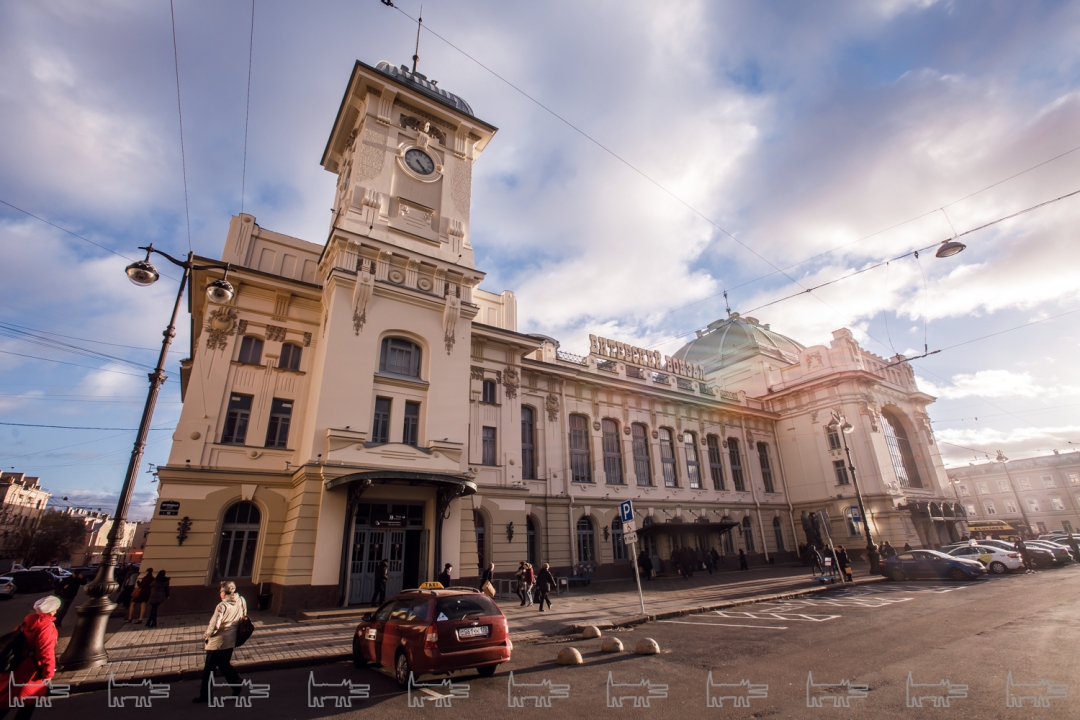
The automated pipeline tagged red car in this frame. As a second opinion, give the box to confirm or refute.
[353,588,512,688]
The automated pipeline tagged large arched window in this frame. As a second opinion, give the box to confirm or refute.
[601,419,624,485]
[757,442,775,493]
[684,432,701,489]
[569,414,592,483]
[214,502,261,579]
[521,406,537,480]
[631,423,652,486]
[773,517,785,551]
[526,515,539,567]
[881,409,923,488]
[576,516,596,562]
[728,438,745,492]
[742,516,755,553]
[707,435,725,490]
[473,510,487,571]
[611,518,626,561]
[659,428,678,487]
[379,337,422,377]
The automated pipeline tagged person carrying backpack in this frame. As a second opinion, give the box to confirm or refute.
[0,595,62,718]
[146,570,170,628]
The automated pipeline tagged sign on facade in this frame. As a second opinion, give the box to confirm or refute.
[850,506,861,523]
[158,501,180,516]
[623,530,638,545]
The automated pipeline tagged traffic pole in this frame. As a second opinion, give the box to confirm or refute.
[629,541,646,614]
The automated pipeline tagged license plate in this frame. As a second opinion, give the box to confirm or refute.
[457,626,490,639]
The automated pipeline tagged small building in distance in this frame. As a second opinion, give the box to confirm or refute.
[0,472,50,559]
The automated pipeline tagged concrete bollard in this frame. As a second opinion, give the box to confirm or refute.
[635,638,660,655]
[582,626,602,639]
[600,637,623,653]
[556,647,584,665]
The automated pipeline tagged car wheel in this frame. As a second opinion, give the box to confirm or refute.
[476,665,497,678]
[352,636,367,669]
[395,650,412,690]
[989,561,1007,575]
[889,569,906,582]
[948,568,968,581]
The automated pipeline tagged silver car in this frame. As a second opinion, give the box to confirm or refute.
[0,577,16,599]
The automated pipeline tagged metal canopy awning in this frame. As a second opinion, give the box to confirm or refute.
[324,470,477,496]
[637,520,740,535]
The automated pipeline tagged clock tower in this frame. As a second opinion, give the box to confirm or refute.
[320,60,497,269]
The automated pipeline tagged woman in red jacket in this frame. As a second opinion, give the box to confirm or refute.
[0,595,61,719]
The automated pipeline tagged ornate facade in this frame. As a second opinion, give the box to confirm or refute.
[142,60,963,614]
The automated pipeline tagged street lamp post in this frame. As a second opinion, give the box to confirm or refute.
[60,246,232,671]
[830,411,881,573]
[996,450,1033,539]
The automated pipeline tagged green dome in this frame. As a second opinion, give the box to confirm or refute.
[672,313,804,373]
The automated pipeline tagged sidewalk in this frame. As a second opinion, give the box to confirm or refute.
[54,562,879,691]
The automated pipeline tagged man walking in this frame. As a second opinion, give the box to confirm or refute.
[534,563,556,612]
[809,545,825,575]
[54,570,83,628]
[710,547,721,573]
[637,550,653,582]
[370,559,389,607]
[1066,533,1080,563]
[437,563,453,588]
[1015,538,1036,573]
[738,549,749,571]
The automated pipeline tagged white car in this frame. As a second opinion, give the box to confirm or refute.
[29,566,72,579]
[947,544,1024,574]
[0,577,14,599]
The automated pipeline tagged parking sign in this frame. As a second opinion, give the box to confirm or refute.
[620,500,634,523]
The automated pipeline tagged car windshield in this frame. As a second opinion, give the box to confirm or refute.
[435,595,500,621]
[0,577,10,582]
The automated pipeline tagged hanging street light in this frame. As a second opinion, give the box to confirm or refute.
[935,239,966,258]
[60,245,233,671]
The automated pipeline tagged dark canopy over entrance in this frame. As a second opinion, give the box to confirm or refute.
[326,470,477,606]
[636,520,740,536]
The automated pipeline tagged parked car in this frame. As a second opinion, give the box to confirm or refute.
[9,570,56,593]
[946,545,1023,574]
[29,566,72,579]
[962,539,1056,568]
[353,588,512,689]
[1024,541,1074,565]
[0,577,15,599]
[881,550,987,581]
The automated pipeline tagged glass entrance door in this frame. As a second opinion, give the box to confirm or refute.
[347,502,424,605]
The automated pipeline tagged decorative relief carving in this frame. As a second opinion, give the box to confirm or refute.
[237,319,248,336]
[417,277,433,291]
[303,332,312,348]
[393,99,457,134]
[810,410,819,425]
[502,367,519,399]
[447,219,465,238]
[470,366,485,381]
[266,325,286,342]
[442,290,461,354]
[545,393,560,422]
[652,430,659,439]
[623,426,631,435]
[355,123,388,181]
[352,262,375,335]
[361,187,381,210]
[400,115,446,144]
[388,269,406,284]
[451,159,472,218]
[592,421,601,431]
[804,351,824,371]
[204,307,238,351]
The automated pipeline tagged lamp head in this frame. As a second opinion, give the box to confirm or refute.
[125,258,159,287]
[996,450,1008,463]
[205,278,235,304]
[935,240,966,258]
[841,421,854,434]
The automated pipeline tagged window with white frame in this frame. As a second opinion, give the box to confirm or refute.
[984,502,997,515]
[1068,472,1080,485]
[1027,498,1040,512]
[833,460,850,485]
[958,484,970,496]
[997,480,1009,492]
[1019,477,1031,490]
[1051,497,1066,511]
[964,503,977,517]
[977,482,989,494]
[1043,476,1056,489]
[1004,499,1018,513]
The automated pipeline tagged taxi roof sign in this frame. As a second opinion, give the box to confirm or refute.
[419,581,444,590]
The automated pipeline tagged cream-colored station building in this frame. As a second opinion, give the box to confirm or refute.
[143,60,965,614]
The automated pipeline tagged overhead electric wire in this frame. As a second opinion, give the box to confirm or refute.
[0,349,177,381]
[240,0,255,215]
[0,324,155,370]
[0,321,157,352]
[169,0,193,253]
[0,421,172,431]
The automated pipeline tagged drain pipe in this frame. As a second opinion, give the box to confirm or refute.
[740,417,770,563]
[771,423,801,550]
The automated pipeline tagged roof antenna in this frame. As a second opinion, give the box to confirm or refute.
[723,290,731,318]
[412,5,423,74]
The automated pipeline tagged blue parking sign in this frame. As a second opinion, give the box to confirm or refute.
[850,505,861,523]
[620,500,634,523]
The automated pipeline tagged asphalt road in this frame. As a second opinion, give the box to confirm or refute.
[25,566,1080,719]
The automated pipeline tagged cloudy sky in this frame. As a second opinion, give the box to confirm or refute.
[1,0,1079,519]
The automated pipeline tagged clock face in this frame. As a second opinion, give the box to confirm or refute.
[404,148,436,176]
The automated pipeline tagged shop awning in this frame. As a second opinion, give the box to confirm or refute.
[325,470,477,496]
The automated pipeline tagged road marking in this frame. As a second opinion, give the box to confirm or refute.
[713,610,840,622]
[659,620,789,630]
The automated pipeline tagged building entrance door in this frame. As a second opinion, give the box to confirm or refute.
[347,502,425,605]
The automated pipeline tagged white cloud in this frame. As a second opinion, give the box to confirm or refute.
[918,370,1080,400]
[937,424,1080,465]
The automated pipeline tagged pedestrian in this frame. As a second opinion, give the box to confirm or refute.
[370,559,389,606]
[117,565,139,609]
[710,547,721,573]
[881,541,897,559]
[738,548,749,571]
[524,563,535,605]
[638,550,653,582]
[479,562,495,592]
[810,546,825,574]
[437,563,453,588]
[903,542,912,552]
[192,582,247,704]
[1067,533,1080,562]
[515,562,528,606]
[54,570,83,628]
[126,567,155,624]
[0,595,61,720]
[145,570,170,628]
[836,545,852,582]
[534,563,556,612]
[1014,538,1036,573]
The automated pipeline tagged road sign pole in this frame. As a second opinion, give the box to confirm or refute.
[620,500,646,614]
[630,541,646,614]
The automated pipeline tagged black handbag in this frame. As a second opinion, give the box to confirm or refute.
[235,597,254,648]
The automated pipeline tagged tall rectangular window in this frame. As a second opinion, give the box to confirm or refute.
[826,426,842,451]
[482,426,497,465]
[728,438,745,491]
[977,482,989,494]
[685,433,701,489]
[372,397,391,444]
[264,398,293,448]
[833,460,850,485]
[237,336,263,365]
[632,424,652,486]
[1027,498,1040,512]
[278,343,302,371]
[959,484,970,496]
[481,379,497,404]
[569,415,592,483]
[1019,477,1031,490]
[1005,499,1018,513]
[521,407,536,480]
[1051,497,1065,510]
[659,429,678,487]
[403,401,420,447]
[1043,476,1056,489]
[221,394,253,444]
[997,480,1009,492]
[985,502,997,515]
[757,442,774,493]
[602,419,624,485]
[707,435,725,490]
